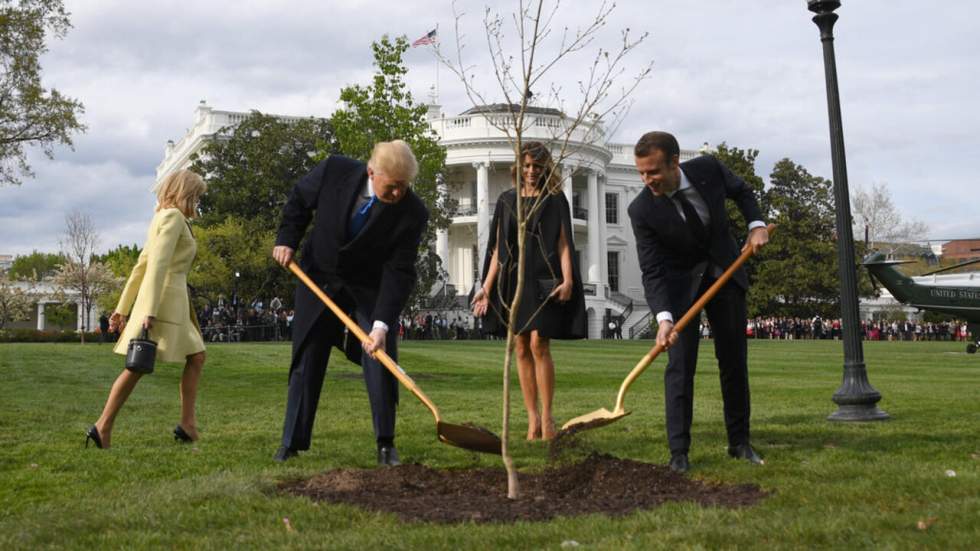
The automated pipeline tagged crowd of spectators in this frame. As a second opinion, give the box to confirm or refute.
[399,312,488,340]
[197,296,293,343]
[740,316,972,342]
[192,295,973,344]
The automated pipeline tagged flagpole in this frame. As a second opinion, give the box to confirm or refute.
[435,23,440,103]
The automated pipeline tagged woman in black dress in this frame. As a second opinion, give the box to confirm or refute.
[471,142,587,440]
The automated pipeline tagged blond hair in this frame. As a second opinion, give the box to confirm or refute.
[368,140,418,183]
[153,169,207,218]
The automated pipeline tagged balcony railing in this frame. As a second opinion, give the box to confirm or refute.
[453,205,478,217]
[573,207,588,220]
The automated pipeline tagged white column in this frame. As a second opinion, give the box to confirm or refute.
[75,301,84,332]
[597,171,608,299]
[586,169,601,284]
[562,163,574,212]
[475,162,490,268]
[436,231,449,269]
[36,302,46,331]
[436,178,449,268]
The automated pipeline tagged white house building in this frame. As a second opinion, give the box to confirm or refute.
[157,101,704,338]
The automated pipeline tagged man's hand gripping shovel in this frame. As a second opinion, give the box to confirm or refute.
[559,224,775,436]
[287,261,501,455]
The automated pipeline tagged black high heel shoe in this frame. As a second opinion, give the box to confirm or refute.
[173,425,194,443]
[85,426,104,449]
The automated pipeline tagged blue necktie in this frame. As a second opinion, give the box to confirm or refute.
[348,195,377,238]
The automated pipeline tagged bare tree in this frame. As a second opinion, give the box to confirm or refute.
[0,273,34,329]
[852,181,929,252]
[439,0,651,498]
[53,210,118,341]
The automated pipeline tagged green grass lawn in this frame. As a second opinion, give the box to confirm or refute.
[0,339,977,549]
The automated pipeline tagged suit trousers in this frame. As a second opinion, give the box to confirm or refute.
[280,305,400,451]
[663,276,750,454]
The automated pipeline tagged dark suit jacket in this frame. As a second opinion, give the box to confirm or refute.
[276,155,429,361]
[628,155,763,319]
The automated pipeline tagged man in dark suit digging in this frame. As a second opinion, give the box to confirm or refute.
[629,131,768,474]
[271,140,429,466]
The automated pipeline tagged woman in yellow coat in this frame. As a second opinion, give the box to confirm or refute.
[85,170,208,449]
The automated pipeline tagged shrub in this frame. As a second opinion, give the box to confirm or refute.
[0,329,103,343]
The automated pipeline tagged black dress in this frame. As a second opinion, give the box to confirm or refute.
[479,188,587,339]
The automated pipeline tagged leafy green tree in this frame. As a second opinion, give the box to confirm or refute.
[7,250,63,281]
[329,35,451,313]
[712,143,768,244]
[749,158,873,318]
[95,243,141,278]
[0,0,86,186]
[92,243,140,313]
[43,301,74,328]
[191,112,336,232]
[711,143,769,284]
[189,216,283,311]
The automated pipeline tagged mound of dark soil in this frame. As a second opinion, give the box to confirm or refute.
[281,453,768,523]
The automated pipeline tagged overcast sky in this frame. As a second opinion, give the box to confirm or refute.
[2,0,978,257]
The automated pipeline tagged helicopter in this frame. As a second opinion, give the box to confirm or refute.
[863,251,980,354]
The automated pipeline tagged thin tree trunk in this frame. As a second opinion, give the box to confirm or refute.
[501,329,518,498]
[501,178,529,500]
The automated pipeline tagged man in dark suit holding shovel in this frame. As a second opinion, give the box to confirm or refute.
[628,131,768,474]
[271,140,429,466]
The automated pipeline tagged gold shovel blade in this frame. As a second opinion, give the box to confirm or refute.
[437,421,502,455]
[560,408,631,433]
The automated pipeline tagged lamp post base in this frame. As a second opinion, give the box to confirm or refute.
[828,404,890,422]
[827,363,890,422]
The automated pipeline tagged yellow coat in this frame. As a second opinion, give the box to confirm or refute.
[113,208,205,363]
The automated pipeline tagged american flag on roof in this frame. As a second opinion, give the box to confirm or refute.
[412,28,437,47]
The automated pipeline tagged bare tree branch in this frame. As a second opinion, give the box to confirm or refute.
[440,0,652,499]
[54,210,118,341]
[852,181,929,251]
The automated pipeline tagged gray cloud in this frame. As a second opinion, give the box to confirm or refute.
[2,0,978,258]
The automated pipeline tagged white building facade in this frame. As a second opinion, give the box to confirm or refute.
[6,280,100,332]
[158,101,703,338]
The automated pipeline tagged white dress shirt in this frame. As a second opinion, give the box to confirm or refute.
[356,176,389,334]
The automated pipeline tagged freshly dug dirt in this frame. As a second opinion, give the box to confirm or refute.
[281,452,768,523]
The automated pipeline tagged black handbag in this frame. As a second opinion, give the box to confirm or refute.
[536,278,559,300]
[125,327,157,374]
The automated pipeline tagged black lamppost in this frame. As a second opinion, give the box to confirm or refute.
[807,0,888,421]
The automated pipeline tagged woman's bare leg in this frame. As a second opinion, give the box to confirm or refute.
[514,334,541,440]
[530,331,556,440]
[94,369,143,448]
[178,351,205,440]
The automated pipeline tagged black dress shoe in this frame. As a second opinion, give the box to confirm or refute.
[173,425,194,443]
[377,446,400,466]
[669,453,690,474]
[274,446,298,462]
[85,426,104,449]
[728,443,764,465]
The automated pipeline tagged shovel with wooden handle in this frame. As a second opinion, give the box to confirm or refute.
[560,223,775,435]
[288,261,502,455]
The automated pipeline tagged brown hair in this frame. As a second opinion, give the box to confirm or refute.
[634,131,680,159]
[510,141,562,195]
[153,169,207,218]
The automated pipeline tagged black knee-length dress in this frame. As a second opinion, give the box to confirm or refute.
[479,188,587,338]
